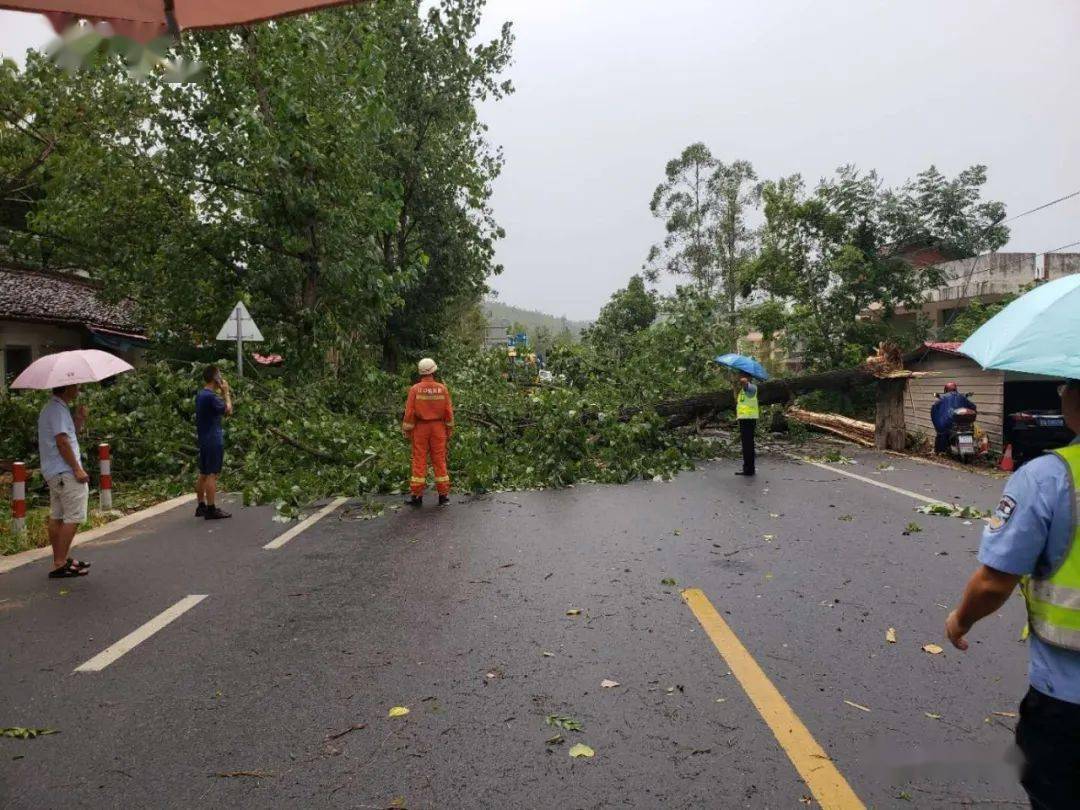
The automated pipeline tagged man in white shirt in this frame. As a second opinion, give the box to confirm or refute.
[37,384,91,578]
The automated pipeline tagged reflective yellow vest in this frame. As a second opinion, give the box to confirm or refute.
[736,386,760,420]
[1022,444,1080,651]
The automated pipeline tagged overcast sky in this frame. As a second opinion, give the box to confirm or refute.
[3,2,1079,320]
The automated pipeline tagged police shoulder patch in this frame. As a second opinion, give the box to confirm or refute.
[988,495,1017,532]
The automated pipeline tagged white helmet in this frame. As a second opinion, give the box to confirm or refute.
[418,358,438,375]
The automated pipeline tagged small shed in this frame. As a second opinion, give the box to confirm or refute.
[0,265,147,385]
[903,341,1067,454]
[904,342,1003,451]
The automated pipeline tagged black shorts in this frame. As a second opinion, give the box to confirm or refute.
[1017,686,1080,809]
[198,443,224,475]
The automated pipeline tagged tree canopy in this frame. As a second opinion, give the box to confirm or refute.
[0,0,512,370]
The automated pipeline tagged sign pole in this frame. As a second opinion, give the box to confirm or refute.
[236,307,243,379]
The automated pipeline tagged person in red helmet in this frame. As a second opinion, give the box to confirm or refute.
[402,358,454,506]
[931,382,974,454]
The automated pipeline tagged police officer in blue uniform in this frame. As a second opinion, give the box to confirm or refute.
[946,379,1080,809]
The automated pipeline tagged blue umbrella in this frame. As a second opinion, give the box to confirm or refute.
[714,353,769,381]
[959,274,1080,379]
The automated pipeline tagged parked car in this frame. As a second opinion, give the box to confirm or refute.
[1007,409,1076,465]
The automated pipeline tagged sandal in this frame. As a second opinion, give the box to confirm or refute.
[67,558,91,570]
[48,561,89,578]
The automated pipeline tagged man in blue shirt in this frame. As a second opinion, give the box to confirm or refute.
[37,384,91,578]
[194,365,232,520]
[947,379,1080,809]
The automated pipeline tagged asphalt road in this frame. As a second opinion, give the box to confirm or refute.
[0,448,1030,809]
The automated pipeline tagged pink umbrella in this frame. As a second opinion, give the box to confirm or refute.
[0,1,370,42]
[10,349,134,390]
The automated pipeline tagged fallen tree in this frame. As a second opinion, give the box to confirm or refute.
[623,365,884,427]
[785,408,875,447]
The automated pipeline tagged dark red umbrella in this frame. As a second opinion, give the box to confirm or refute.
[0,1,369,42]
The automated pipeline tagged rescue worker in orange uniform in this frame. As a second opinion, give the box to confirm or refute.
[402,357,454,506]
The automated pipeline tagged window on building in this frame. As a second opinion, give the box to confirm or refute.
[4,345,32,383]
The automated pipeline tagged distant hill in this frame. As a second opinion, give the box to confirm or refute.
[482,300,591,340]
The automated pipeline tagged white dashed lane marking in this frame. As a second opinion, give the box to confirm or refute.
[74,594,207,673]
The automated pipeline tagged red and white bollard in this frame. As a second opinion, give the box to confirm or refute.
[11,461,26,535]
[98,444,112,510]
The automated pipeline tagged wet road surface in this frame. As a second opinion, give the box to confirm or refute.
[0,450,1029,808]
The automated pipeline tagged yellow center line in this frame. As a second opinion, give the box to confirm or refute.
[681,588,865,810]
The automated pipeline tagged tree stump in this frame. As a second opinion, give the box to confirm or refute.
[875,378,907,451]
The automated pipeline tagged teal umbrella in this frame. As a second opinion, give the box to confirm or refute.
[959,274,1080,379]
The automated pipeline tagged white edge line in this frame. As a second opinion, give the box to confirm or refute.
[263,497,349,550]
[801,459,948,505]
[0,494,197,575]
[74,594,207,673]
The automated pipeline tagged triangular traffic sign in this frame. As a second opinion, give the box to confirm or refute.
[216,301,263,342]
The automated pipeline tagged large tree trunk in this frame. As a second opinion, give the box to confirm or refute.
[381,331,400,373]
[622,365,881,425]
[875,378,907,451]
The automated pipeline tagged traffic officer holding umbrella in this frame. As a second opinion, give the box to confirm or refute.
[945,275,1080,809]
[715,354,767,477]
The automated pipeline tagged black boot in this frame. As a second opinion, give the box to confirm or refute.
[195,502,207,517]
[438,494,450,506]
[204,505,232,519]
[406,495,423,507]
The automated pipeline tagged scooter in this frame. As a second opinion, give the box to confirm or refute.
[949,401,979,463]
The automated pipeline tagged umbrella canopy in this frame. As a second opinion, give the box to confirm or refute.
[10,349,134,390]
[714,353,769,381]
[0,1,369,41]
[959,274,1080,380]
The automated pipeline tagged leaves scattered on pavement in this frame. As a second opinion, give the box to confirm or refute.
[886,627,897,643]
[568,743,595,758]
[903,522,922,534]
[388,706,410,718]
[0,727,58,739]
[600,679,620,688]
[545,734,565,745]
[546,715,583,732]
[660,578,676,586]
[922,644,944,655]
[844,700,871,712]
[915,503,988,519]
[565,609,582,616]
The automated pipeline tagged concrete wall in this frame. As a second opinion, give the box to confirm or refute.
[904,352,1005,452]
[1,321,85,384]
[1046,253,1080,281]
[0,320,143,386]
[926,253,1039,305]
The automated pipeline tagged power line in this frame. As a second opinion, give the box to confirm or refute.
[1003,189,1080,224]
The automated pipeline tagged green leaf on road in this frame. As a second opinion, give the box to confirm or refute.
[388,706,410,718]
[565,609,582,616]
[545,733,564,745]
[0,727,58,739]
[660,578,676,586]
[545,715,582,732]
[904,522,922,534]
[568,743,594,758]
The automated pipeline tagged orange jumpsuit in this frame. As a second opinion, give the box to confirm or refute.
[402,375,454,496]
